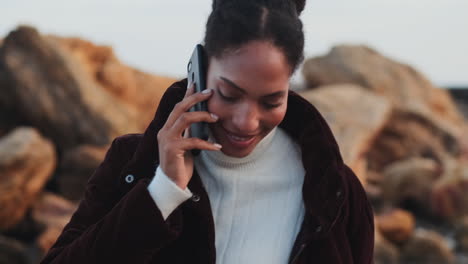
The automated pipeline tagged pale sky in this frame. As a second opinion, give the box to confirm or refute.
[1,0,467,87]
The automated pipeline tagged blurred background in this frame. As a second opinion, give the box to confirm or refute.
[2,0,467,86]
[0,0,467,263]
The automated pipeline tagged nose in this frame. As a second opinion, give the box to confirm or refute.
[232,102,259,133]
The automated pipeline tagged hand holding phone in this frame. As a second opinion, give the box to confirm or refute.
[156,44,221,189]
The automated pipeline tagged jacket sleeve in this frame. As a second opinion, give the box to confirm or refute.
[40,136,184,264]
[344,165,375,264]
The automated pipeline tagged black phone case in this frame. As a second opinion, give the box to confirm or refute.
[187,44,209,155]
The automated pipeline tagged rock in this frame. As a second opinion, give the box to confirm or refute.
[302,47,468,195]
[374,228,400,264]
[0,26,109,150]
[400,229,455,264]
[32,192,77,254]
[377,208,415,244]
[374,240,399,264]
[302,45,465,140]
[366,111,457,172]
[56,144,109,200]
[0,127,56,230]
[299,84,392,185]
[32,192,77,229]
[455,216,468,253]
[1,211,44,244]
[0,235,29,264]
[431,162,468,219]
[0,26,175,152]
[459,135,468,162]
[51,36,176,127]
[37,226,63,255]
[380,157,441,208]
[302,47,468,210]
[365,170,385,203]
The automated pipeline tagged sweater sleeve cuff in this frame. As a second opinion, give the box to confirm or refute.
[147,166,193,220]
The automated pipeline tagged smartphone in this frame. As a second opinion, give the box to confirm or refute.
[187,44,210,155]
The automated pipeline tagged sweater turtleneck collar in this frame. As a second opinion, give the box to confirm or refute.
[200,127,278,167]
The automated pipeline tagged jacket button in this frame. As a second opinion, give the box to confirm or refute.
[315,225,322,233]
[125,174,135,183]
[191,194,200,202]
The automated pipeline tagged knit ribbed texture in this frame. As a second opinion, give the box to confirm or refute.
[147,166,193,219]
[195,127,306,264]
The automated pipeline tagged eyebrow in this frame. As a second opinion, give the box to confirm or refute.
[219,76,286,98]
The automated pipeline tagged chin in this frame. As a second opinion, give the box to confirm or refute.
[220,146,256,158]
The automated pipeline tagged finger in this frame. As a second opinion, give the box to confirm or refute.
[170,111,218,136]
[185,82,195,98]
[179,137,222,152]
[165,88,213,127]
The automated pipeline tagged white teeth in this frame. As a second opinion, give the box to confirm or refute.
[229,134,251,142]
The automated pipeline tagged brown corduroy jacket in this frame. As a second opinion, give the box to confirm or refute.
[41,79,374,264]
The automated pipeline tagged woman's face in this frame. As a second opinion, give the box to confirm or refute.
[206,41,291,158]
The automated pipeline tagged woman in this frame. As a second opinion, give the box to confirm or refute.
[41,0,374,263]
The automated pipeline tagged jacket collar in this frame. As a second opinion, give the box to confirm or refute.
[120,79,347,239]
[279,88,347,240]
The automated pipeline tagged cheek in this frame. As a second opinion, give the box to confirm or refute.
[263,107,287,128]
[207,97,287,129]
[207,97,229,119]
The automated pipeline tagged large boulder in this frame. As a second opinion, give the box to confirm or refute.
[374,226,400,264]
[299,84,392,184]
[32,192,77,254]
[302,45,465,138]
[400,229,455,264]
[431,162,468,219]
[366,110,459,173]
[0,127,56,230]
[56,144,109,201]
[380,157,441,208]
[302,47,468,188]
[0,26,175,152]
[50,36,176,126]
[377,208,415,244]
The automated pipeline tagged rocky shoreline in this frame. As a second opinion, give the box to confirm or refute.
[1,26,468,264]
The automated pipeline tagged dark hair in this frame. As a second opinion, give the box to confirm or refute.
[204,0,306,74]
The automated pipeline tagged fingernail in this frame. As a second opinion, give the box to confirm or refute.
[202,89,212,94]
[210,113,218,120]
[213,143,222,149]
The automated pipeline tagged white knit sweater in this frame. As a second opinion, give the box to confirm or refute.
[148,127,306,264]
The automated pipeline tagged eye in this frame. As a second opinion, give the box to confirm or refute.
[262,102,282,109]
[218,90,238,102]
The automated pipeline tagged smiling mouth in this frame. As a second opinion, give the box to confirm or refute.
[223,129,257,148]
[227,133,254,141]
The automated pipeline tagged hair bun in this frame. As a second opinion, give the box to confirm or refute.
[212,0,306,16]
[211,0,227,12]
[292,0,306,15]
